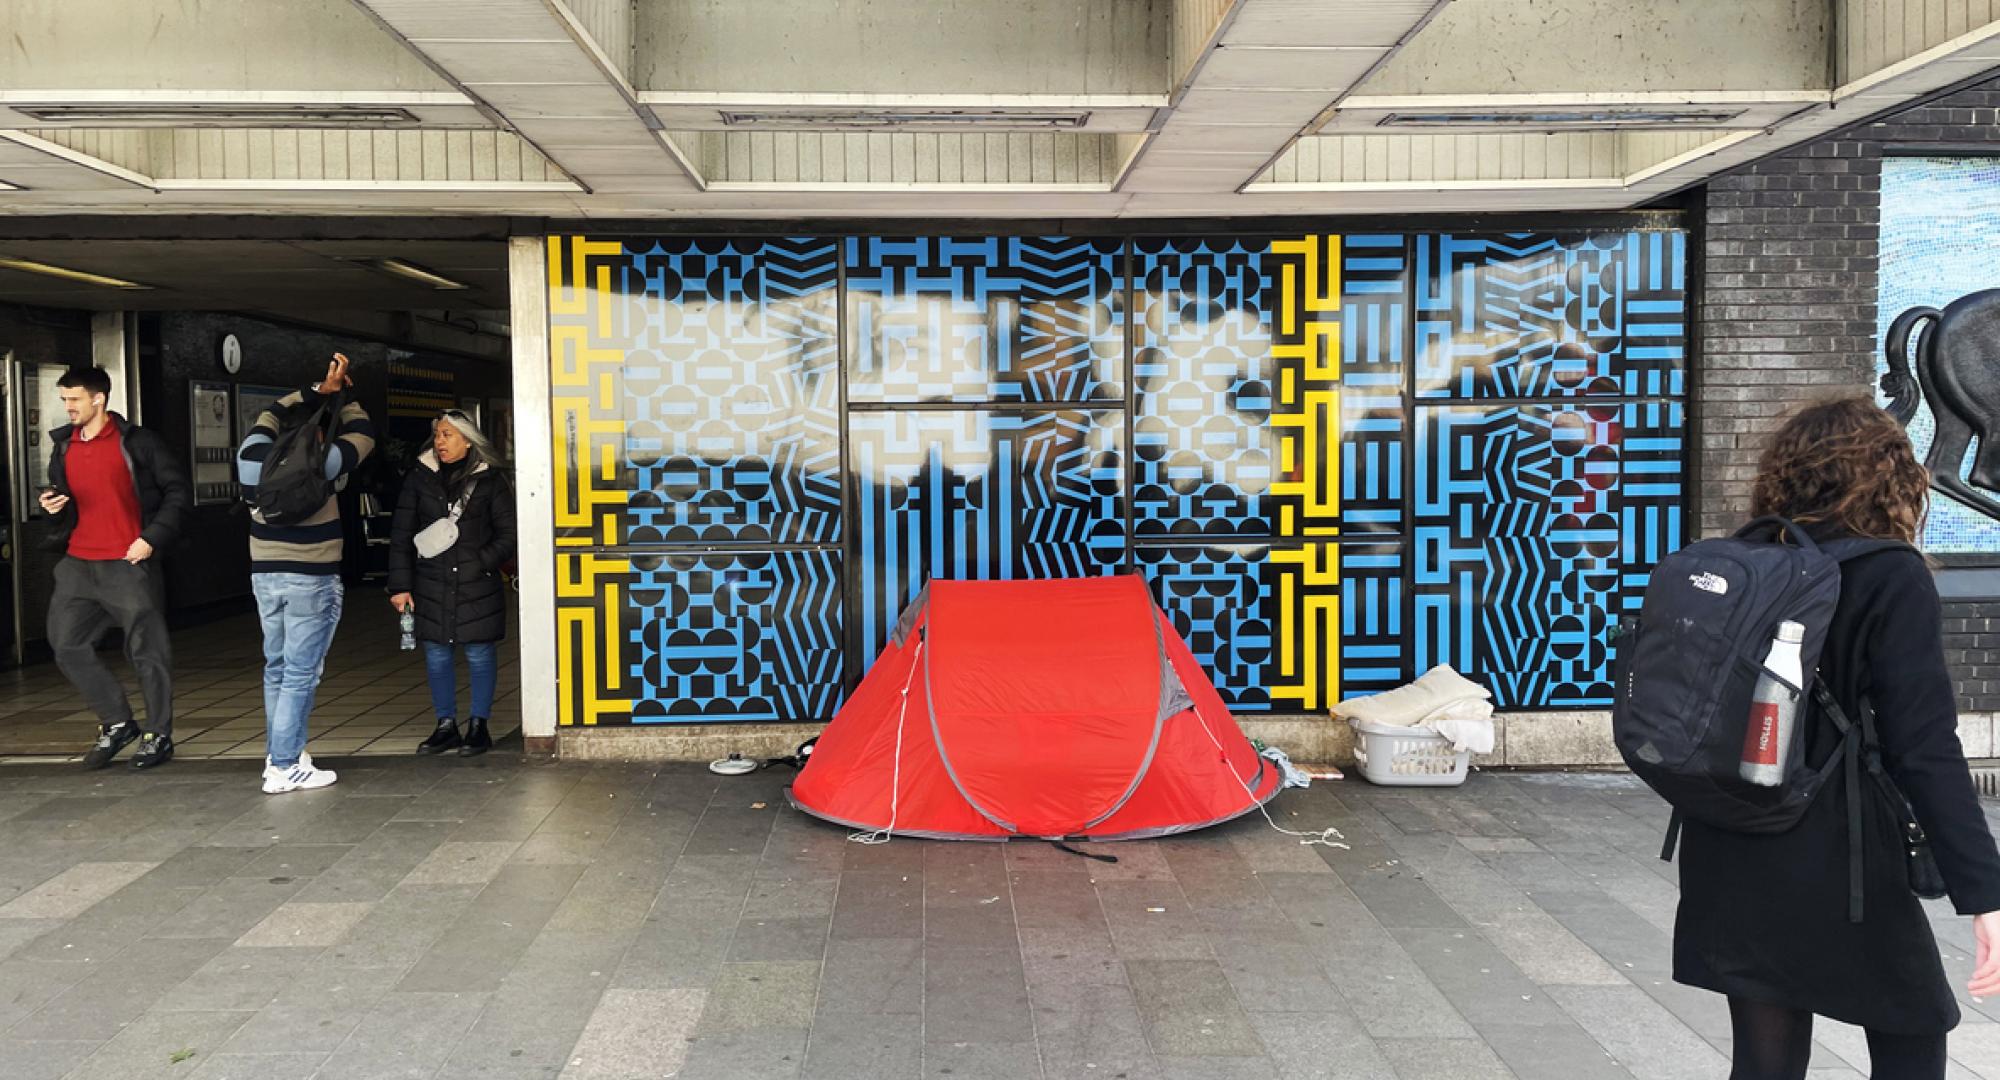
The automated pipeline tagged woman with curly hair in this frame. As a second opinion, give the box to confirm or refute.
[1674,396,2000,1079]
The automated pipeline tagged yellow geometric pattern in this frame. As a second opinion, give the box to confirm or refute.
[549,236,636,725]
[1270,235,1343,711]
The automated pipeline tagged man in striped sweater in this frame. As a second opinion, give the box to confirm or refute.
[235,353,376,794]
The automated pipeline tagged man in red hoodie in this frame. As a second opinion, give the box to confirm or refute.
[40,367,191,770]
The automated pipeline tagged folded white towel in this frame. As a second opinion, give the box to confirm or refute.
[1425,697,1497,755]
[1331,664,1491,728]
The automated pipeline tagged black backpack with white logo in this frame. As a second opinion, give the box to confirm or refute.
[253,392,342,525]
[1613,517,1933,920]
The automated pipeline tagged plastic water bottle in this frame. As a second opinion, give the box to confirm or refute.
[1740,620,1805,786]
[399,608,416,651]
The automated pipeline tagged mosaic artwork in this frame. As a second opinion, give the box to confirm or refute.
[1878,157,2000,553]
[550,231,1688,724]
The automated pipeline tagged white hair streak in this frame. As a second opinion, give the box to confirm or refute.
[440,411,500,466]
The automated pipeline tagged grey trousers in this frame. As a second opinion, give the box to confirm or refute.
[48,556,174,737]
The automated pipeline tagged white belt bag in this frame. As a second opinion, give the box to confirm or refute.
[413,478,478,560]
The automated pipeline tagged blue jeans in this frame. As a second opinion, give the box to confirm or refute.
[252,574,345,768]
[423,641,498,721]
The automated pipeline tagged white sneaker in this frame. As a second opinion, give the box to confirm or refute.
[262,759,337,794]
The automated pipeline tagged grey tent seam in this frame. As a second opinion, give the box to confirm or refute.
[1080,593,1174,831]
[922,617,1021,835]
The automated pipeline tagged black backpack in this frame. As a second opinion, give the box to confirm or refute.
[1613,517,1939,921]
[253,392,343,525]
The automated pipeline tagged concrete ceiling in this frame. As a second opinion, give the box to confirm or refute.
[0,0,1996,219]
[0,235,509,313]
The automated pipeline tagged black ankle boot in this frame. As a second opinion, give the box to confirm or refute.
[418,719,461,755]
[458,717,493,757]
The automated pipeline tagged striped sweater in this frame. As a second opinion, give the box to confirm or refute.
[235,387,376,575]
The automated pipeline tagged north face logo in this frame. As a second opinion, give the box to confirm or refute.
[1689,571,1729,595]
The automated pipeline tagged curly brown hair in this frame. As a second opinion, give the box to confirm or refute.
[1750,396,1929,543]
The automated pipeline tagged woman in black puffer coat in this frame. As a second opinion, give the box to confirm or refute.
[388,409,516,756]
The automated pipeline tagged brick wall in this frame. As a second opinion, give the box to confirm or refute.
[1944,602,2000,715]
[1698,144,1881,538]
[1697,74,2000,717]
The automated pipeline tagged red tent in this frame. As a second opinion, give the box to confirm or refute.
[789,576,1283,841]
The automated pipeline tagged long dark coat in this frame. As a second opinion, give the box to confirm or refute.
[1675,537,2000,1034]
[387,452,516,644]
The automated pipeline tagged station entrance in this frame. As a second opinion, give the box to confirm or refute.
[0,223,522,761]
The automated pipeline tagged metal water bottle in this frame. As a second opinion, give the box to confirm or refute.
[1740,620,1805,786]
[399,608,416,651]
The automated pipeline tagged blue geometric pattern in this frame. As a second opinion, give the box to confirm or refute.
[846,236,1124,403]
[1341,235,1407,536]
[1413,404,1647,707]
[1131,238,1276,538]
[1137,544,1273,710]
[598,238,840,545]
[1620,400,1686,615]
[624,550,844,723]
[1341,538,1408,698]
[1415,232,1687,400]
[849,409,1126,666]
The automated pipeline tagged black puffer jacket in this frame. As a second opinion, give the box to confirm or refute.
[387,452,516,644]
[44,414,192,554]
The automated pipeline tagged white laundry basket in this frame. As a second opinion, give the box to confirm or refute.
[1350,718,1471,787]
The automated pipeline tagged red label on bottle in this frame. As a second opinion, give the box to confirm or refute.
[1743,702,1781,766]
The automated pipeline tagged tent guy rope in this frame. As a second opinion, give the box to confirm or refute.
[1191,703,1348,850]
[848,640,922,846]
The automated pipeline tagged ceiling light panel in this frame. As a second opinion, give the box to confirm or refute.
[12,105,422,127]
[1378,108,1746,130]
[372,258,471,290]
[0,256,152,289]
[719,110,1092,131]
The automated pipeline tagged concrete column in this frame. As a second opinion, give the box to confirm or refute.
[508,236,559,753]
[89,312,133,420]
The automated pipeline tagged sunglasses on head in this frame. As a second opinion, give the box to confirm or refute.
[441,409,473,423]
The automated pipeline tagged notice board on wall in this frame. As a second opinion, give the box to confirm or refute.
[189,380,235,505]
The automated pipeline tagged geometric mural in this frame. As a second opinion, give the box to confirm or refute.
[1137,543,1272,709]
[1412,402,1682,707]
[557,237,840,548]
[555,550,843,725]
[1415,232,1688,400]
[549,236,843,724]
[847,236,1124,403]
[848,408,1126,665]
[1268,235,1343,712]
[1131,238,1275,538]
[549,230,1688,724]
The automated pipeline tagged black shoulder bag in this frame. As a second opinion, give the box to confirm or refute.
[1814,682,1948,921]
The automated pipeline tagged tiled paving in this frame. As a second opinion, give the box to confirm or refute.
[0,592,521,763]
[1,758,1997,1079]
